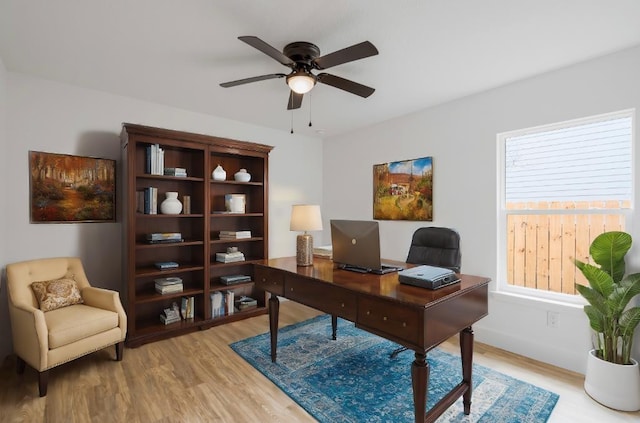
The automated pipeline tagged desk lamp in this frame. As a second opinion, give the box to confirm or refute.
[290,204,323,266]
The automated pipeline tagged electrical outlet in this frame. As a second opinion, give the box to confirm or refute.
[547,311,559,328]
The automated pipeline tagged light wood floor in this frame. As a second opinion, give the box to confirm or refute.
[1,301,639,423]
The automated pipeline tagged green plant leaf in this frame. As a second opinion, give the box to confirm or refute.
[574,262,614,297]
[589,231,631,282]
[609,274,640,315]
[584,305,605,333]
[575,284,609,316]
[619,307,640,338]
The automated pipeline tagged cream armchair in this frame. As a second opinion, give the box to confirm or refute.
[6,257,127,396]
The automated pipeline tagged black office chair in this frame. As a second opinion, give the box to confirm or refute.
[390,226,462,358]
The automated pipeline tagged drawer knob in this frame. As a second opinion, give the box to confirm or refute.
[366,310,370,315]
[290,287,294,291]
[403,322,407,327]
[262,278,266,282]
[383,316,387,321]
[341,303,345,308]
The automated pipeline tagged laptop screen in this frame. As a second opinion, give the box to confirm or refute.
[330,219,385,271]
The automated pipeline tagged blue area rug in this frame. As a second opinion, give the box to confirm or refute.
[230,315,559,423]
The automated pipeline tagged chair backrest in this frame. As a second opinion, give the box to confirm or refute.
[6,257,91,309]
[405,227,461,272]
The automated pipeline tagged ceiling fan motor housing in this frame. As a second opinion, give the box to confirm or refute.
[283,42,321,69]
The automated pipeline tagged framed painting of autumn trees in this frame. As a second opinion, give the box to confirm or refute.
[373,156,433,221]
[30,151,116,223]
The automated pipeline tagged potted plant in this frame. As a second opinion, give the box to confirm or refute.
[574,231,640,411]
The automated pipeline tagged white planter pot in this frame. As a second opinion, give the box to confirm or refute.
[584,349,640,411]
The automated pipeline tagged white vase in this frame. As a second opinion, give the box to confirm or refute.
[160,192,182,215]
[234,168,251,182]
[212,164,226,181]
[584,349,640,411]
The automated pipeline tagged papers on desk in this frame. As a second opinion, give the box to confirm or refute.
[313,245,333,259]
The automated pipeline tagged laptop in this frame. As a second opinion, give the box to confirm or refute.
[330,220,403,274]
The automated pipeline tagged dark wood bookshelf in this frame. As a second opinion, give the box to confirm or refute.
[122,123,272,347]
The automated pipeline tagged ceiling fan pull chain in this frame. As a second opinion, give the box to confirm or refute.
[308,93,312,127]
[290,109,294,134]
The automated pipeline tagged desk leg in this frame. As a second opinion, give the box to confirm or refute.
[269,295,280,363]
[331,315,337,340]
[460,326,474,415]
[411,352,428,423]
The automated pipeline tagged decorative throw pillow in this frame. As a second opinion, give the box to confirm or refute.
[31,276,84,312]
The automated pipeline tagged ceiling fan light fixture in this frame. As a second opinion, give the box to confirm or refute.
[287,71,316,94]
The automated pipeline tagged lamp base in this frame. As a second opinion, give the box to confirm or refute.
[296,233,314,266]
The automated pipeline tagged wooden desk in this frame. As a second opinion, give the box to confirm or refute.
[254,257,490,423]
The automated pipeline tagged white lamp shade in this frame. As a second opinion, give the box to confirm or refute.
[290,205,323,232]
[287,73,316,94]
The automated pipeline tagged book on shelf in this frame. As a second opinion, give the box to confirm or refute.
[225,290,235,315]
[154,261,179,270]
[147,232,182,241]
[163,167,187,177]
[147,238,184,244]
[220,274,252,285]
[219,230,252,239]
[146,144,165,176]
[155,284,183,295]
[234,295,257,311]
[144,186,158,214]
[210,291,224,318]
[180,296,194,319]
[215,251,245,263]
[154,276,183,286]
[182,195,191,214]
[160,302,181,325]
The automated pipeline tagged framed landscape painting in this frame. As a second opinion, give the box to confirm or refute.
[30,151,116,223]
[373,156,433,221]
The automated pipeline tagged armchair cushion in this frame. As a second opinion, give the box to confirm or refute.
[45,304,119,349]
[31,277,84,312]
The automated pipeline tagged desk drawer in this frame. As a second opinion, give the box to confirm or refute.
[254,266,285,296]
[358,297,420,345]
[286,277,357,320]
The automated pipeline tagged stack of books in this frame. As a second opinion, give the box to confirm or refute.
[234,295,257,311]
[216,250,245,263]
[164,167,187,177]
[146,144,165,176]
[313,245,333,259]
[160,302,181,325]
[219,230,252,240]
[155,261,179,270]
[180,296,194,319]
[220,274,252,285]
[146,232,183,244]
[155,277,183,294]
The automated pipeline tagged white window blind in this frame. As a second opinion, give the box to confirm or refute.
[505,116,632,205]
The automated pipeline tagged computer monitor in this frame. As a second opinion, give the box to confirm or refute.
[330,219,402,274]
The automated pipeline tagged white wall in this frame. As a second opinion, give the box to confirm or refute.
[323,45,640,374]
[0,73,323,361]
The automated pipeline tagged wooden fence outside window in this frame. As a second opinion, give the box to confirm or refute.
[506,201,627,295]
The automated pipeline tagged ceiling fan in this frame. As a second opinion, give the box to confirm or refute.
[220,36,378,110]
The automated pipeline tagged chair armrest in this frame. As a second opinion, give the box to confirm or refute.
[9,303,49,371]
[82,287,127,337]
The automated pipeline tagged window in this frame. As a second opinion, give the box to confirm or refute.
[498,110,633,301]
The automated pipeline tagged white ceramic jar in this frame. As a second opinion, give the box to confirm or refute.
[160,192,183,214]
[212,164,226,181]
[234,168,251,182]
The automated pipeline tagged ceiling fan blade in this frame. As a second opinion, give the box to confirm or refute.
[287,91,303,110]
[220,73,286,88]
[317,73,375,98]
[313,41,378,70]
[238,36,294,67]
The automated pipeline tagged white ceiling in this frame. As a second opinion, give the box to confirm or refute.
[1,1,640,138]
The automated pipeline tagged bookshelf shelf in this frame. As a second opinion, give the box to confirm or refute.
[122,123,272,347]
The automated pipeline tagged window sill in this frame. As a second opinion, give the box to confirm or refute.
[490,290,584,313]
